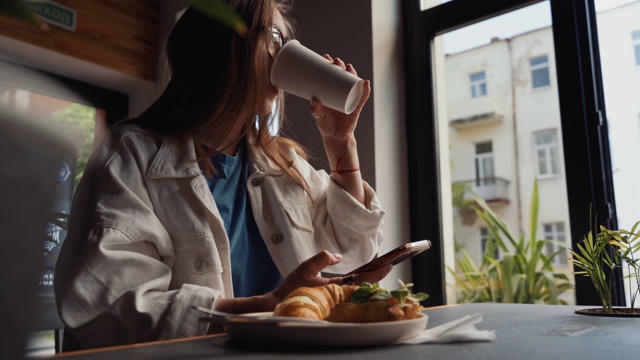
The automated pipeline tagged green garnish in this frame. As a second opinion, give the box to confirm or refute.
[350,279,429,305]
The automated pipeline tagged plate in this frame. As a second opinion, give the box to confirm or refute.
[224,312,428,348]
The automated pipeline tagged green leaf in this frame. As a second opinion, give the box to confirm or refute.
[349,280,428,305]
[188,0,248,37]
[529,179,539,247]
[0,0,48,30]
[350,282,381,304]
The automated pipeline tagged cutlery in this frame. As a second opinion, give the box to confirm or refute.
[196,306,337,326]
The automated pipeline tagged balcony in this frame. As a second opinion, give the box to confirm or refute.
[449,111,504,131]
[456,177,510,204]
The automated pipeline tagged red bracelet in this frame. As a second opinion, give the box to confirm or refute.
[332,158,360,175]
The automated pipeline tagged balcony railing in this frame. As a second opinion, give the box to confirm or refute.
[456,177,510,204]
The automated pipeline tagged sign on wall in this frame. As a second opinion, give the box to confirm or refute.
[22,0,76,31]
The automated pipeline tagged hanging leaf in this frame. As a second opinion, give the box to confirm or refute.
[188,0,248,37]
[0,0,48,30]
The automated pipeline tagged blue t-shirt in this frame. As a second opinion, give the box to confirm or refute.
[206,141,283,297]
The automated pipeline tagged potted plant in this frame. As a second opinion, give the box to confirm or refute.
[570,213,640,316]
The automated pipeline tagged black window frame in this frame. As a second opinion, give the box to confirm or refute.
[402,0,624,306]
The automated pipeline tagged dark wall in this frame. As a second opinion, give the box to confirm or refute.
[286,0,376,187]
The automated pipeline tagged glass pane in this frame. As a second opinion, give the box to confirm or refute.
[482,157,494,178]
[475,141,492,153]
[531,55,548,66]
[436,1,575,304]
[596,0,640,307]
[470,71,486,82]
[420,0,450,12]
[538,149,548,175]
[550,147,559,174]
[536,130,556,145]
[532,67,550,88]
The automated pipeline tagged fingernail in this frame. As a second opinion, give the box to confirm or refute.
[384,264,393,272]
[310,98,316,106]
[334,253,343,260]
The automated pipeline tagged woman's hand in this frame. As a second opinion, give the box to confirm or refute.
[309,55,370,204]
[265,250,392,309]
[310,55,371,143]
[215,251,392,314]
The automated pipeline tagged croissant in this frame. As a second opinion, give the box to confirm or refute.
[272,284,358,320]
[273,284,424,323]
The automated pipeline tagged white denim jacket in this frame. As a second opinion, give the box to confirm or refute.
[54,125,385,349]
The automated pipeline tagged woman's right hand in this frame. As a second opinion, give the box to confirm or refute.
[265,250,393,309]
[215,250,392,314]
[264,250,343,309]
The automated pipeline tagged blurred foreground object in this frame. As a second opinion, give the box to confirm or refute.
[0,75,77,358]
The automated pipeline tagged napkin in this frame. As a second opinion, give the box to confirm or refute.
[401,313,495,344]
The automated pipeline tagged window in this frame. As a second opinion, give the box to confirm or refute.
[470,71,487,98]
[534,130,560,178]
[474,141,494,186]
[480,227,499,258]
[404,0,621,307]
[543,223,567,265]
[530,55,550,89]
[633,30,640,67]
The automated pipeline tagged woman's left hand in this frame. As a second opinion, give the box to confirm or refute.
[310,55,371,142]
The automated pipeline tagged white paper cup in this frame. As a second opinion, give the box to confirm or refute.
[270,40,364,114]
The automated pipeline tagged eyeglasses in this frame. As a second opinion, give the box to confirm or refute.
[267,26,286,59]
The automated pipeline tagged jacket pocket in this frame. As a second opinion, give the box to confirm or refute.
[171,236,223,287]
[283,204,314,233]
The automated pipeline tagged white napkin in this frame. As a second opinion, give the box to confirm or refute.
[401,313,495,344]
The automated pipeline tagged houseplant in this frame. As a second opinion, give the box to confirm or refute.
[570,213,640,316]
[449,179,573,304]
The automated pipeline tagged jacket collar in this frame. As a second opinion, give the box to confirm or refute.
[245,132,284,175]
[147,137,201,179]
[147,132,283,179]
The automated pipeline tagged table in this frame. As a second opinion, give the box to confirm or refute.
[49,303,639,359]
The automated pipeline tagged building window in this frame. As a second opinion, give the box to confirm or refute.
[480,227,499,259]
[534,130,560,178]
[474,141,494,186]
[633,30,640,67]
[530,55,550,89]
[543,223,567,265]
[470,71,487,98]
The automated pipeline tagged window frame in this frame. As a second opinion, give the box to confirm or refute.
[402,0,623,306]
[543,222,568,266]
[470,71,487,98]
[633,30,640,68]
[530,54,551,89]
[474,141,495,185]
[534,129,561,179]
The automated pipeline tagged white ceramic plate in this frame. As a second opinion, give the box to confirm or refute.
[224,312,428,348]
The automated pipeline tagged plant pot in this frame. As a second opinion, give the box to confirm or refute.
[575,307,640,317]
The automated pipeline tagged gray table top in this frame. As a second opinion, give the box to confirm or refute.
[54,303,640,360]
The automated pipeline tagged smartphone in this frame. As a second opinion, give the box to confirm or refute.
[345,240,432,275]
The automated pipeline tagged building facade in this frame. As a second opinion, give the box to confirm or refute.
[446,1,640,305]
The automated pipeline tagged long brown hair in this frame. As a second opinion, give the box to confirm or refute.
[120,0,310,196]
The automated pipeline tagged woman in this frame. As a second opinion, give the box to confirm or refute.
[54,0,388,349]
